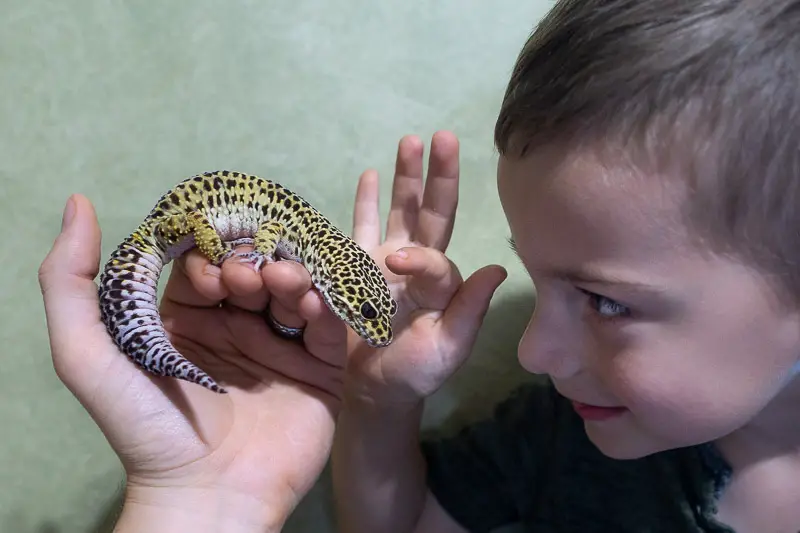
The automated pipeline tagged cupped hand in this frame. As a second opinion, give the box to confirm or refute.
[38,194,348,530]
[346,131,508,406]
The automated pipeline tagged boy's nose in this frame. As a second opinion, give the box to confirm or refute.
[517,305,582,380]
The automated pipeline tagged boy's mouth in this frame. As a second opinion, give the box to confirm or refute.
[570,401,628,421]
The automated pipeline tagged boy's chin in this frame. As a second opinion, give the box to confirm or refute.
[584,422,680,460]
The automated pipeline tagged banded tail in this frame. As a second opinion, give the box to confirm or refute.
[97,227,225,393]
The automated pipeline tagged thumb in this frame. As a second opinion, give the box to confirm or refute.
[38,194,114,386]
[438,264,507,356]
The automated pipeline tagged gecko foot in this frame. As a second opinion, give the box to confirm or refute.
[233,250,274,271]
[225,237,255,249]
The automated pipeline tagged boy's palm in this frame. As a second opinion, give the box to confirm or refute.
[346,132,507,406]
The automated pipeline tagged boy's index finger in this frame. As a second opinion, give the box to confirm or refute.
[387,246,464,312]
[414,131,460,252]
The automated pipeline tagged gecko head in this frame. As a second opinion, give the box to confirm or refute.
[326,256,398,348]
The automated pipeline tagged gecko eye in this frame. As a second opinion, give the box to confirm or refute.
[360,301,378,320]
[389,300,398,317]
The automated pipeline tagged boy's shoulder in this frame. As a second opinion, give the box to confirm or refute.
[420,379,734,532]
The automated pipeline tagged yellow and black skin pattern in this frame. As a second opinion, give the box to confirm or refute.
[98,170,397,393]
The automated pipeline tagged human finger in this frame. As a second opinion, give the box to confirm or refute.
[261,260,313,332]
[438,264,507,355]
[352,169,382,249]
[297,289,348,369]
[228,306,344,397]
[38,195,117,389]
[413,130,460,251]
[163,250,229,308]
[385,135,424,242]
[219,245,270,312]
[385,246,464,310]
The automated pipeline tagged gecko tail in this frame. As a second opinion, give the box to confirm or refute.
[97,240,227,394]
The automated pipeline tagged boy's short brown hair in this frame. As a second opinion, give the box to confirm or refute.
[495,0,800,299]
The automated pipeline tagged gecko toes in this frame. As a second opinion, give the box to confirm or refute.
[233,251,273,271]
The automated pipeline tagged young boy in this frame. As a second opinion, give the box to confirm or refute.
[332,1,800,532]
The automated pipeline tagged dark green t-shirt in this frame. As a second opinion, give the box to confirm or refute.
[420,379,736,532]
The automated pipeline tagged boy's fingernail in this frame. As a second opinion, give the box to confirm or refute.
[61,196,76,231]
[394,248,408,259]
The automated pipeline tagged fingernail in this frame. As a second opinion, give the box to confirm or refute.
[394,248,408,259]
[61,196,76,232]
[203,264,221,277]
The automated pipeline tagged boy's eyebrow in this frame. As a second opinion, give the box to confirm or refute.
[506,236,668,294]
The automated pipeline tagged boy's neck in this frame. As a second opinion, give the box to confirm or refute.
[712,376,800,532]
[716,375,800,468]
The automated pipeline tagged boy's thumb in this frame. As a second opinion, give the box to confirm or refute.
[440,264,507,354]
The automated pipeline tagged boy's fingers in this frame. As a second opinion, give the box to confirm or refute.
[414,131,460,251]
[352,169,382,249]
[385,135,424,242]
[385,246,464,310]
[439,265,507,353]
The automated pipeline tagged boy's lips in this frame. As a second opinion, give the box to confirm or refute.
[570,400,628,421]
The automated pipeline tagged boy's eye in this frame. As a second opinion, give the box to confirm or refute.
[580,289,631,319]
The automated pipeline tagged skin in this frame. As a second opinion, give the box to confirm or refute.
[498,144,800,461]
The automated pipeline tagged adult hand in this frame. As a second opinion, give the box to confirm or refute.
[39,194,347,532]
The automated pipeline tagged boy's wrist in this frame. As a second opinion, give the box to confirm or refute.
[342,383,426,418]
[113,483,290,533]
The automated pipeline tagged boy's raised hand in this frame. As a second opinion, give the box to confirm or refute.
[347,131,507,407]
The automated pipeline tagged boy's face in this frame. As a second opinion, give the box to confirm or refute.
[497,144,800,459]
